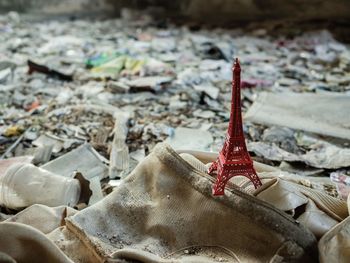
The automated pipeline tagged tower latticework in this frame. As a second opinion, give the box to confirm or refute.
[208,58,262,196]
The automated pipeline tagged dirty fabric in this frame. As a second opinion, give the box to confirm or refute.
[0,222,73,263]
[0,144,317,262]
[318,197,350,263]
[4,204,77,234]
[61,143,317,262]
[180,150,348,237]
[255,177,347,237]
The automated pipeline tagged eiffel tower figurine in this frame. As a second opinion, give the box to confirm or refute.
[208,58,262,196]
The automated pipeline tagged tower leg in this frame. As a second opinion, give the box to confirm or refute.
[246,170,262,189]
[208,160,218,174]
[212,170,229,196]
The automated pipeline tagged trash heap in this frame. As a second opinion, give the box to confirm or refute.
[0,10,350,263]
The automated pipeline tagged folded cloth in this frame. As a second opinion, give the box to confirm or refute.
[4,204,77,234]
[0,222,73,263]
[318,196,350,263]
[255,177,347,237]
[180,151,348,238]
[64,143,317,262]
[318,216,350,263]
[0,143,318,262]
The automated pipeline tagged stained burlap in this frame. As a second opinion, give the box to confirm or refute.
[180,151,348,238]
[63,143,317,262]
[0,143,319,262]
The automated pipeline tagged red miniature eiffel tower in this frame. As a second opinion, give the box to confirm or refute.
[208,58,262,196]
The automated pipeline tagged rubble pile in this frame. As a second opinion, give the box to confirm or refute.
[1,11,350,199]
[0,10,350,262]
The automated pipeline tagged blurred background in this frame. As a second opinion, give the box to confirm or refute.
[1,0,350,201]
[1,0,350,42]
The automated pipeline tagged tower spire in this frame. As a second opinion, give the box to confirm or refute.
[208,58,262,196]
[228,58,242,138]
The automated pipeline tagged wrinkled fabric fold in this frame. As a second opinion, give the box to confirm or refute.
[0,222,73,263]
[0,143,323,262]
[65,143,317,262]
